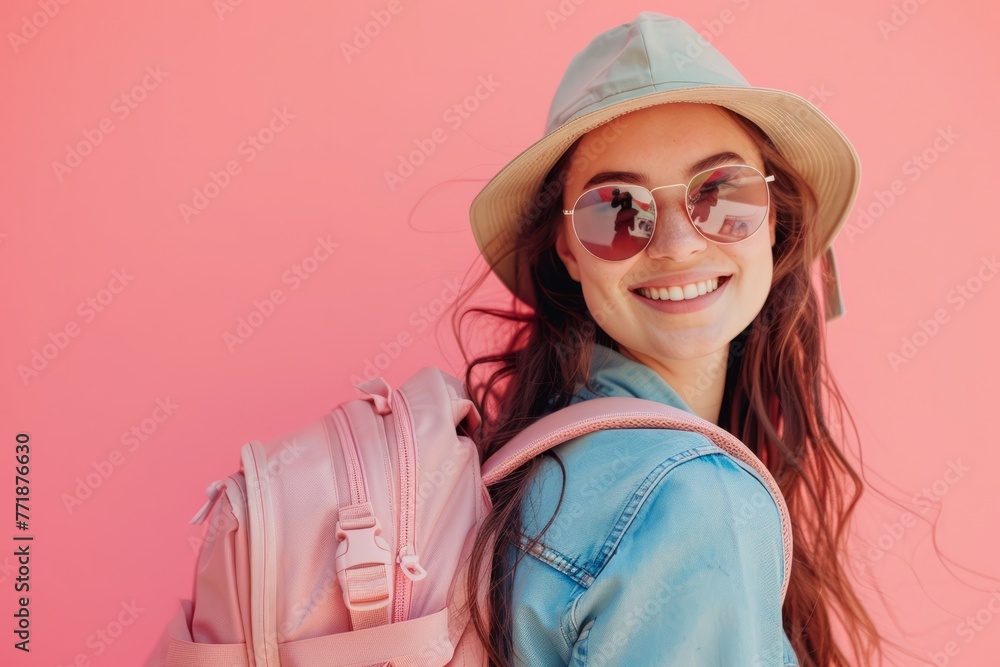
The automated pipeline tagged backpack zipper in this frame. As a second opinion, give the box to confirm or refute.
[241,441,278,667]
[390,389,427,623]
[334,407,367,505]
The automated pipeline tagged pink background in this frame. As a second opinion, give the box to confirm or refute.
[2,0,998,664]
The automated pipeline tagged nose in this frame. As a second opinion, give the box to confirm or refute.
[644,184,708,261]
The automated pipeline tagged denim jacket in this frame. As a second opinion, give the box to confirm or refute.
[509,342,798,666]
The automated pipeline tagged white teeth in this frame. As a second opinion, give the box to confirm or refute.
[638,277,721,301]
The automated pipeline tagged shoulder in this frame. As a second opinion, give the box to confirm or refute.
[517,426,783,587]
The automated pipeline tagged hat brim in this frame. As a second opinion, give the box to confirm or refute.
[469,86,860,321]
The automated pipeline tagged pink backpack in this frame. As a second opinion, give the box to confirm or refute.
[146,366,791,666]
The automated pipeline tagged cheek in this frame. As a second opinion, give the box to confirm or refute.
[577,260,631,317]
[733,243,775,302]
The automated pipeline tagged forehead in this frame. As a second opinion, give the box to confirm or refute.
[569,103,763,184]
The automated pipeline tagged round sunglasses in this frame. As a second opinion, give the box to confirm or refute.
[562,164,776,261]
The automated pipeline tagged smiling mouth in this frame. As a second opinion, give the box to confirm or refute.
[631,275,732,301]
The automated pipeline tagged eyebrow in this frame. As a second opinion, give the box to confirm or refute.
[581,151,747,189]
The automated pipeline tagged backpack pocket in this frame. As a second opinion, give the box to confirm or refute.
[166,474,256,665]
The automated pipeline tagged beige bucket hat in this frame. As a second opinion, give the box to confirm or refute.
[468,11,860,321]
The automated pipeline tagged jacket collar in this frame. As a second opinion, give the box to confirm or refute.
[570,342,697,416]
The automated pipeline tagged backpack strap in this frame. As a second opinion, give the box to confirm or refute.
[479,396,793,603]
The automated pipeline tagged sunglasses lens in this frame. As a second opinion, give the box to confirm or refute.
[571,185,655,260]
[687,166,770,243]
[568,166,771,259]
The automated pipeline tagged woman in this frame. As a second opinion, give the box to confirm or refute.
[453,12,898,666]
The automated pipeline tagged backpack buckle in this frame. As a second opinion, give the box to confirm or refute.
[334,517,393,612]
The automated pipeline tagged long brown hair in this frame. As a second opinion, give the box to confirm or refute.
[446,107,923,666]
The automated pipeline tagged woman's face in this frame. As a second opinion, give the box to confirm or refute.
[555,102,777,365]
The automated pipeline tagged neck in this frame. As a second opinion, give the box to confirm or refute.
[619,343,730,425]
